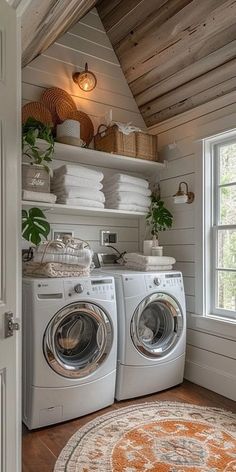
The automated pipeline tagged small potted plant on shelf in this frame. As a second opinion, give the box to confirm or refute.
[22,207,50,246]
[22,117,54,194]
[145,188,173,256]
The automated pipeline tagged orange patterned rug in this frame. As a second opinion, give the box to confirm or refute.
[54,402,236,472]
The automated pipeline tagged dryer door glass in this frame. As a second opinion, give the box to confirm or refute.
[131,293,184,358]
[43,302,113,378]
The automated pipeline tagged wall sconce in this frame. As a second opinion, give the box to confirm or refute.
[72,63,97,92]
[173,181,194,204]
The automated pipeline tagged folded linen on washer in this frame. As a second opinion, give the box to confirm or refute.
[123,253,176,266]
[123,263,173,272]
[53,187,105,202]
[104,182,151,196]
[105,173,149,188]
[105,192,151,207]
[105,202,149,212]
[54,164,104,182]
[56,197,105,208]
[22,190,57,203]
[51,175,103,190]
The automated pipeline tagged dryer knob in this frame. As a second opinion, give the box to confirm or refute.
[153,277,161,286]
[74,283,84,294]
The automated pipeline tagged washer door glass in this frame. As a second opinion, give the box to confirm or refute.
[131,293,183,358]
[44,302,113,378]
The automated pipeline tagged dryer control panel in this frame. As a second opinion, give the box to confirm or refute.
[145,272,183,292]
[63,278,115,301]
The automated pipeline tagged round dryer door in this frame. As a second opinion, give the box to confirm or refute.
[130,293,184,358]
[43,302,113,378]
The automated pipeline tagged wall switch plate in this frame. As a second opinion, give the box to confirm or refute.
[100,230,118,246]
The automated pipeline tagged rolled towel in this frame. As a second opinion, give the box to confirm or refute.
[105,191,151,207]
[123,253,176,266]
[53,187,105,202]
[51,174,103,190]
[104,182,151,196]
[56,197,104,208]
[54,164,104,182]
[105,202,149,212]
[104,173,149,188]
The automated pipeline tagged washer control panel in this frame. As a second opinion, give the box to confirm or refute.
[145,272,183,291]
[64,277,115,300]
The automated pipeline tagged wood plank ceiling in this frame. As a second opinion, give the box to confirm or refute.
[97,0,236,126]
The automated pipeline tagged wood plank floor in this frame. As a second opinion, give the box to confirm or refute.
[22,380,236,472]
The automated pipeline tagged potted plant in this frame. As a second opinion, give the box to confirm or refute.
[22,207,50,246]
[22,117,54,194]
[145,191,173,255]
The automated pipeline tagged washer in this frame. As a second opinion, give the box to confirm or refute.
[22,276,117,429]
[98,268,186,400]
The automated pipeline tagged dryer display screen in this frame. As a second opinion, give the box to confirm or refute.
[92,279,113,285]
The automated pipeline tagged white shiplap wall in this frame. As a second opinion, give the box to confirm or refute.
[22,8,146,256]
[150,92,236,401]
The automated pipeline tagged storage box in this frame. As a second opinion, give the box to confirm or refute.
[135,132,158,161]
[22,163,50,192]
[94,124,136,157]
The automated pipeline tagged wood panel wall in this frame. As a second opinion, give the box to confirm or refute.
[150,93,236,401]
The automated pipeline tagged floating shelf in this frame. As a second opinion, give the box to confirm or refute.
[22,201,147,219]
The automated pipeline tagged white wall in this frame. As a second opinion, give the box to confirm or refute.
[149,92,236,401]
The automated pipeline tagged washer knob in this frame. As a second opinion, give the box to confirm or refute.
[74,283,83,294]
[153,277,161,286]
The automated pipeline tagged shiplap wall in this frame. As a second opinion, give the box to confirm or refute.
[22,7,146,255]
[150,92,236,401]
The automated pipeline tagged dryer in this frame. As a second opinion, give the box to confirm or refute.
[99,269,186,400]
[22,276,117,429]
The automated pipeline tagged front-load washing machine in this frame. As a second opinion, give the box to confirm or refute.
[99,269,186,400]
[22,276,117,429]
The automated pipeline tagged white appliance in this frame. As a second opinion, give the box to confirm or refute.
[22,276,117,429]
[97,267,186,400]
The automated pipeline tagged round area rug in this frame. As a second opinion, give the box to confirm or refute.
[54,402,236,472]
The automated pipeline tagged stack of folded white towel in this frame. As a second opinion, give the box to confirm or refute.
[122,253,176,271]
[103,173,151,212]
[51,164,105,208]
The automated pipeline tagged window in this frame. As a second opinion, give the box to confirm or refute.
[205,137,236,320]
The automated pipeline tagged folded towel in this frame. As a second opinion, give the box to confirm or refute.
[104,182,151,196]
[105,203,149,212]
[123,263,173,272]
[53,187,105,202]
[22,190,57,204]
[54,164,104,182]
[56,197,104,208]
[105,192,151,207]
[104,173,149,188]
[123,253,176,266]
[51,175,103,190]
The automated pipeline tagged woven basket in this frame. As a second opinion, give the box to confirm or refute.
[94,124,136,157]
[22,102,53,126]
[135,132,158,161]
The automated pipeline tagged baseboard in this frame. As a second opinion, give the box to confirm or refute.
[184,359,236,402]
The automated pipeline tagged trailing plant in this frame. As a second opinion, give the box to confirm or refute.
[22,117,54,172]
[146,192,173,240]
[22,207,50,246]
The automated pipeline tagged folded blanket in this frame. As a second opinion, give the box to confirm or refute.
[53,187,105,202]
[56,197,104,208]
[51,174,103,190]
[104,173,149,188]
[54,164,104,182]
[22,190,57,203]
[123,263,173,272]
[123,253,176,266]
[104,182,151,196]
[105,191,151,206]
[105,202,149,212]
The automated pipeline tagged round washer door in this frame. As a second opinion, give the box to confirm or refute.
[43,301,113,378]
[130,293,184,358]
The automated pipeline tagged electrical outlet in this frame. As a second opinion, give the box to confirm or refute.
[100,230,118,246]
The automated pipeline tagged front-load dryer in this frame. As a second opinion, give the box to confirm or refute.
[22,276,117,429]
[99,269,186,400]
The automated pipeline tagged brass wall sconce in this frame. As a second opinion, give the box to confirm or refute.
[72,63,97,92]
[173,181,194,204]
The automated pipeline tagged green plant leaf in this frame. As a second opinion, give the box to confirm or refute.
[22,207,50,246]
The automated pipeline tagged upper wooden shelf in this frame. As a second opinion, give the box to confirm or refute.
[37,139,165,175]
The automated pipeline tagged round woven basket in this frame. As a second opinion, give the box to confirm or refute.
[65,110,94,146]
[22,102,53,126]
[41,88,77,125]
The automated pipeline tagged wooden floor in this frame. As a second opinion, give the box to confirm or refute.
[22,380,236,472]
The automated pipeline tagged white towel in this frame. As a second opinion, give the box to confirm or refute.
[105,203,149,212]
[54,164,104,182]
[53,187,105,202]
[105,192,151,207]
[105,173,149,188]
[104,182,151,196]
[123,263,173,272]
[123,253,176,266]
[51,175,103,190]
[22,190,57,204]
[56,197,104,208]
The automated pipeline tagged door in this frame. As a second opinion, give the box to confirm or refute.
[44,302,113,378]
[131,293,184,358]
[0,1,21,472]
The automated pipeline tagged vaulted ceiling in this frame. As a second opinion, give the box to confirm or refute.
[97,0,236,126]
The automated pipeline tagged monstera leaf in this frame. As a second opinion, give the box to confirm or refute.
[22,207,50,246]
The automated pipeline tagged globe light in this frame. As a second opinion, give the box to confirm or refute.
[72,63,97,92]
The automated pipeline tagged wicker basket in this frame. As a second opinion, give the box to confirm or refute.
[135,132,158,161]
[94,124,136,157]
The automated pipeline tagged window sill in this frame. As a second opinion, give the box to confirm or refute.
[188,313,236,341]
